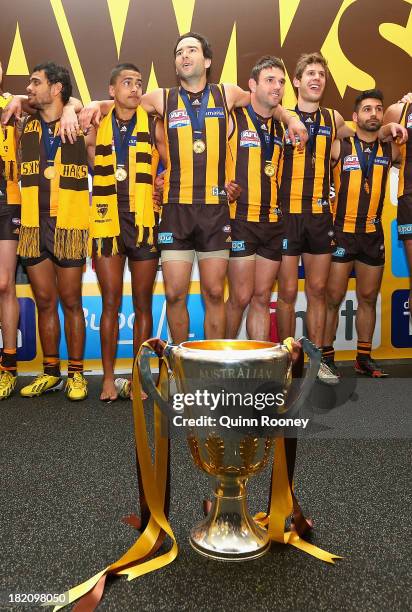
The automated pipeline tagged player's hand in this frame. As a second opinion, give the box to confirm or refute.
[398,92,412,104]
[287,116,308,151]
[153,170,165,205]
[382,122,408,144]
[225,180,241,203]
[283,337,302,364]
[59,105,79,144]
[1,95,21,124]
[79,102,101,132]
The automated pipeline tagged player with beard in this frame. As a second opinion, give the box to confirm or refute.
[18,62,89,401]
[78,33,307,344]
[323,90,404,379]
[225,56,286,340]
[276,52,405,384]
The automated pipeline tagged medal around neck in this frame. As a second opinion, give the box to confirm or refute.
[193,139,206,154]
[44,165,56,180]
[115,166,128,181]
[264,163,275,177]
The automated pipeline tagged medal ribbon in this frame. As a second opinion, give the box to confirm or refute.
[246,104,276,163]
[353,135,378,185]
[112,112,137,169]
[295,106,321,157]
[40,118,61,167]
[180,85,210,142]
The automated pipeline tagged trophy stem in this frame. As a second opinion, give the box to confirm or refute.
[189,477,271,561]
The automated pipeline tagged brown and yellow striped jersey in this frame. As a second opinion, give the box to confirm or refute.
[0,112,19,208]
[227,106,284,222]
[163,84,229,205]
[398,102,412,198]
[280,106,336,214]
[332,137,392,233]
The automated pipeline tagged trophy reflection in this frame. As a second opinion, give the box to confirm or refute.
[139,338,319,561]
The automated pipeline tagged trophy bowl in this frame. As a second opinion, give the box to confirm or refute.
[138,338,319,562]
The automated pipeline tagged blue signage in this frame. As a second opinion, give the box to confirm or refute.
[391,290,412,348]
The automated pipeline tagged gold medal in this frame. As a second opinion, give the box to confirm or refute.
[264,163,275,177]
[193,139,206,154]
[364,178,370,194]
[44,166,56,180]
[115,167,128,181]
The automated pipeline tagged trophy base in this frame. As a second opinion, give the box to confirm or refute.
[189,536,271,561]
[189,480,271,561]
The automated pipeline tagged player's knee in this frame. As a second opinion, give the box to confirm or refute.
[306,280,326,301]
[60,293,83,313]
[0,273,14,295]
[228,289,252,310]
[36,292,58,312]
[251,289,271,308]
[165,288,187,306]
[202,285,224,304]
[276,295,296,311]
[357,289,378,306]
[102,293,122,313]
[326,289,344,310]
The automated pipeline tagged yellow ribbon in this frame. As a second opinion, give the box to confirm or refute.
[54,340,341,610]
[54,352,177,610]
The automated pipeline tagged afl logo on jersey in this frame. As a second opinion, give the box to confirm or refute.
[406,113,412,129]
[240,130,260,147]
[169,110,190,129]
[343,155,361,171]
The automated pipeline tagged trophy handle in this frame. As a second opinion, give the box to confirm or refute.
[138,338,172,412]
[285,336,321,417]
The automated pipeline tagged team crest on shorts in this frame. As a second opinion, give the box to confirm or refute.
[222,225,231,233]
[333,247,346,257]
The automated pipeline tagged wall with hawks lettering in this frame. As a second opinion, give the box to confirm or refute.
[1,0,411,371]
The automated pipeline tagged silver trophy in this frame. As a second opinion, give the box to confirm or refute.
[139,338,320,561]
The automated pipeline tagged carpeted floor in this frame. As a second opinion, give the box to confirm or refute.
[0,363,411,611]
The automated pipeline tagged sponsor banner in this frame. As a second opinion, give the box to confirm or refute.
[266,291,380,351]
[391,290,412,348]
[57,294,206,360]
[0,297,37,361]
[391,220,410,278]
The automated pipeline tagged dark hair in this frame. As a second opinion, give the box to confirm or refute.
[250,56,285,82]
[354,89,384,112]
[109,63,141,85]
[294,52,329,81]
[32,61,72,104]
[173,31,213,61]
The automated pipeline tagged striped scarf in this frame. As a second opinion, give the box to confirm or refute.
[18,114,89,259]
[0,101,20,205]
[91,106,154,255]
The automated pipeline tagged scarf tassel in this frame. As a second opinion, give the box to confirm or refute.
[54,228,88,260]
[17,226,40,258]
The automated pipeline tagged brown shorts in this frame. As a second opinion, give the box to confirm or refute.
[21,215,85,268]
[0,205,21,241]
[92,211,160,261]
[332,227,385,266]
[397,195,412,241]
[281,211,335,255]
[230,218,283,261]
[159,202,232,252]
